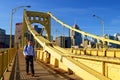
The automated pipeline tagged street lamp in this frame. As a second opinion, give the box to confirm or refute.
[10,5,31,48]
[93,14,105,48]
[92,14,104,37]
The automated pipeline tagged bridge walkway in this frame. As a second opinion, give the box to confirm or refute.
[15,50,78,80]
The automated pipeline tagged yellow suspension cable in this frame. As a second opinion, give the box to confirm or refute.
[48,12,120,45]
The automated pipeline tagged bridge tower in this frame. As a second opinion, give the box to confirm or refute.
[22,9,51,47]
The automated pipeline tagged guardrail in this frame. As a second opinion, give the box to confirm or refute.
[0,48,16,80]
[68,48,120,58]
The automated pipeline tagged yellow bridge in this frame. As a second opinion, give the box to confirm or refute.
[1,10,120,80]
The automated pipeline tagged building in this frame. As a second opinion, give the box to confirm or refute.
[5,35,14,48]
[114,33,120,41]
[108,35,116,48]
[65,37,71,48]
[82,39,91,48]
[104,33,120,48]
[56,36,71,48]
[33,25,42,34]
[15,23,22,45]
[114,33,120,48]
[33,25,45,48]
[90,37,97,48]
[70,24,82,47]
[0,28,5,43]
[0,28,14,48]
[0,28,6,47]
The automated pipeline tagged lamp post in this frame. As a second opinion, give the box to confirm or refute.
[93,14,104,37]
[10,5,31,48]
[93,14,105,48]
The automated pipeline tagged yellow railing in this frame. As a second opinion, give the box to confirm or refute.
[68,48,120,58]
[0,48,16,79]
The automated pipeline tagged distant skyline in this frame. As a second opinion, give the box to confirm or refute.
[0,0,120,37]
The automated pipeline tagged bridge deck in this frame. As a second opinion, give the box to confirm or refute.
[15,50,77,80]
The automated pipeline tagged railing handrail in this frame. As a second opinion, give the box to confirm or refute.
[0,48,16,79]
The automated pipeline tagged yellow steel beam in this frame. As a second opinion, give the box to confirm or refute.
[66,54,120,64]
[24,10,51,41]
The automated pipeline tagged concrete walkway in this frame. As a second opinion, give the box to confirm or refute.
[16,50,77,80]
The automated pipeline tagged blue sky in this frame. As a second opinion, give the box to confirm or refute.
[0,0,120,37]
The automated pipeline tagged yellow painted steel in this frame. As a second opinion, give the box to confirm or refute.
[21,10,120,80]
[22,9,51,47]
[0,48,16,79]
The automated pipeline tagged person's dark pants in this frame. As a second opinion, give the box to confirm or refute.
[25,55,34,74]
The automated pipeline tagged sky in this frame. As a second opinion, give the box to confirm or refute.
[0,0,120,37]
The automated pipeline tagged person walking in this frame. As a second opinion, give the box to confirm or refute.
[23,40,36,76]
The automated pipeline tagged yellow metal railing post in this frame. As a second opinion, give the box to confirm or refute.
[102,62,105,76]
[45,52,50,64]
[0,52,2,79]
[54,58,59,68]
[1,53,4,80]
[4,51,8,72]
[68,68,73,75]
[6,50,9,72]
